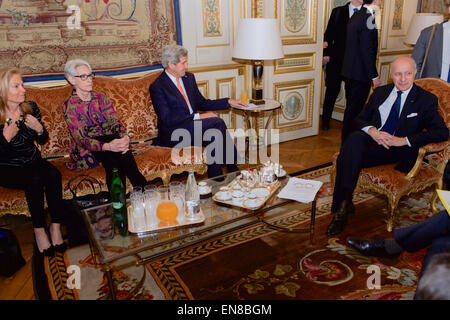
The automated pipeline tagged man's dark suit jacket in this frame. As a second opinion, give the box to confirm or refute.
[323,2,350,84]
[149,71,229,146]
[341,6,379,82]
[355,83,449,150]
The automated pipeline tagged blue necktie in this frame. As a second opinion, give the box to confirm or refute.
[447,65,450,83]
[354,8,358,13]
[381,91,403,135]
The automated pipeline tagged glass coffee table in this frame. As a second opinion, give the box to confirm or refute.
[82,170,317,300]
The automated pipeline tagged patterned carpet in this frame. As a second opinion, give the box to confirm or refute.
[43,165,441,300]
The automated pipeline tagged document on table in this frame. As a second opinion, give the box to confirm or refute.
[437,189,450,216]
[278,177,323,203]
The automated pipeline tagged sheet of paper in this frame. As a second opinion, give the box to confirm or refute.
[278,177,323,203]
[437,189,450,216]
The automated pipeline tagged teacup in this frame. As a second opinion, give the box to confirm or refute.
[198,181,210,194]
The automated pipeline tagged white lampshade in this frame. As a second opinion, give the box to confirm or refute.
[233,18,284,60]
[405,13,444,45]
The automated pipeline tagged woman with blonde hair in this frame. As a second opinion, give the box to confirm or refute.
[0,67,66,256]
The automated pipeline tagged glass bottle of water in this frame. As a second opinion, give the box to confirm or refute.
[185,169,200,220]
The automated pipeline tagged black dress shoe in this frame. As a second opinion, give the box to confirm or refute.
[326,200,353,236]
[346,237,401,259]
[322,123,330,131]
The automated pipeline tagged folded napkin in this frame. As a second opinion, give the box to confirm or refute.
[278,177,323,203]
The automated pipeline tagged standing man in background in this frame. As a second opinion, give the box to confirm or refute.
[340,0,382,143]
[411,2,450,81]
[322,0,363,131]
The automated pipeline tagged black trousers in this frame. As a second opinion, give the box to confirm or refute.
[322,65,343,126]
[0,158,64,228]
[92,150,147,191]
[341,79,372,143]
[331,131,418,212]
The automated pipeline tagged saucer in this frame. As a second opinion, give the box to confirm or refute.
[199,186,212,195]
[215,191,232,201]
[232,190,244,198]
[244,198,263,209]
[251,187,270,198]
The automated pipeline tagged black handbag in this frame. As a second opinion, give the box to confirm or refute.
[0,227,26,277]
[63,174,110,247]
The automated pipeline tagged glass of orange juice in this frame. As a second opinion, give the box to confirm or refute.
[240,92,248,103]
[156,186,179,227]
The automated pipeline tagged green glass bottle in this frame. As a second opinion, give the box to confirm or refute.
[110,168,128,237]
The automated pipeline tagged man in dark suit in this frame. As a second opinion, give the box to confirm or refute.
[346,209,450,299]
[340,0,382,142]
[149,45,247,178]
[322,0,363,131]
[327,56,449,236]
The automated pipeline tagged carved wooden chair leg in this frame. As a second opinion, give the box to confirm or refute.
[162,172,170,186]
[386,195,400,233]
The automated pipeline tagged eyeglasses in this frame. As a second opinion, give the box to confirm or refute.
[74,73,95,81]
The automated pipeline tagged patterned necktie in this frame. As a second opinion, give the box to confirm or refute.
[176,77,190,108]
[353,8,358,13]
[381,91,403,135]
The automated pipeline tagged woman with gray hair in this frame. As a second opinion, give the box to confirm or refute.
[63,59,147,191]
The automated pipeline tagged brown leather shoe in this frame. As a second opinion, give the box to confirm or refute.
[326,200,353,236]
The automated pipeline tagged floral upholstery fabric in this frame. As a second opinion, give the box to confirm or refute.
[25,85,74,158]
[359,163,441,195]
[0,71,208,217]
[93,73,161,143]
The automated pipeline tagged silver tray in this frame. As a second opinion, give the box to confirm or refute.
[127,206,205,235]
[212,178,281,210]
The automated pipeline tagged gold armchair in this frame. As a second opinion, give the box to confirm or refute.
[330,78,450,232]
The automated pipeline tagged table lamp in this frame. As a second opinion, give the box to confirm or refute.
[405,13,444,45]
[233,18,284,105]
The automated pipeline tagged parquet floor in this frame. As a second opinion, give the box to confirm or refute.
[0,120,342,300]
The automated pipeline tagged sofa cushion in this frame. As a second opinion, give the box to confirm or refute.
[24,85,74,158]
[93,72,161,143]
[359,162,441,195]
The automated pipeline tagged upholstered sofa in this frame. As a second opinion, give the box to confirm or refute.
[0,71,207,217]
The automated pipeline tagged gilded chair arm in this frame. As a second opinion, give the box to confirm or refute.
[422,140,450,154]
[406,147,427,179]
[406,140,450,180]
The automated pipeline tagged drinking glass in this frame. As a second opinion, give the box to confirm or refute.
[144,185,159,229]
[156,185,178,226]
[130,188,145,232]
[170,181,185,219]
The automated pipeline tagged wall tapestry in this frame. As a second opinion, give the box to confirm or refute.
[420,0,448,14]
[0,0,181,79]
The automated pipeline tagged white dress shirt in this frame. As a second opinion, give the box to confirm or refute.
[349,3,362,18]
[440,21,450,82]
[165,71,200,120]
[362,84,414,146]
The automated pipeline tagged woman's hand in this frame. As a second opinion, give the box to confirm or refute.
[3,121,18,142]
[24,114,44,135]
[103,135,129,154]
